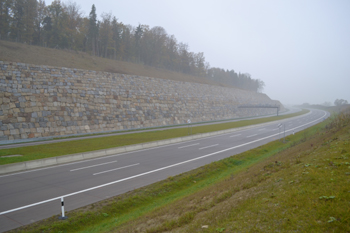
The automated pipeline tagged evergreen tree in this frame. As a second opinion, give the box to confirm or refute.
[134,24,143,62]
[0,0,12,40]
[33,0,46,45]
[42,15,52,46]
[120,24,132,61]
[11,0,25,42]
[111,16,120,60]
[88,4,97,55]
[23,0,37,44]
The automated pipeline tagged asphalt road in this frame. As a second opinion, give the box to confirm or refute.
[0,109,328,232]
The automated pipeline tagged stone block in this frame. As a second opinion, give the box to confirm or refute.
[10,129,19,135]
[17,117,25,122]
[1,104,9,110]
[0,135,8,140]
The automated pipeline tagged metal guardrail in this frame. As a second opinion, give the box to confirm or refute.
[238,104,280,115]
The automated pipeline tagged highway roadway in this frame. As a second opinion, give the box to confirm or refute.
[0,109,328,232]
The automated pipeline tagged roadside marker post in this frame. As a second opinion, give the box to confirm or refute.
[187,119,192,135]
[277,123,285,143]
[277,124,282,142]
[59,197,68,220]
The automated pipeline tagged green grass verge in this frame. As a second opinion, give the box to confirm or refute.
[0,110,308,165]
[177,108,350,233]
[8,109,330,233]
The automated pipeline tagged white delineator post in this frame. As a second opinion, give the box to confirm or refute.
[59,197,67,220]
[277,124,282,141]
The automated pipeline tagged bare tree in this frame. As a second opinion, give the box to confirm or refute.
[334,99,348,106]
[64,1,82,49]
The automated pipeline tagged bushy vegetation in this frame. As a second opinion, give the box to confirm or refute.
[0,0,264,91]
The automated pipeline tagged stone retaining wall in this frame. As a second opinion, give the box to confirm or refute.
[0,61,283,141]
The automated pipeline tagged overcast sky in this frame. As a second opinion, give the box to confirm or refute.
[47,0,350,105]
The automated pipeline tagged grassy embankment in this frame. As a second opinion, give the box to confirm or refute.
[0,110,308,165]
[0,40,220,87]
[9,107,350,233]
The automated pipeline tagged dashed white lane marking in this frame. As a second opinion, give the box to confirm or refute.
[178,143,200,149]
[230,134,241,137]
[247,134,257,138]
[199,144,219,150]
[70,160,118,172]
[258,128,266,131]
[93,163,140,175]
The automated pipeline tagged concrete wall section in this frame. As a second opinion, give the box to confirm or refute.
[0,61,283,141]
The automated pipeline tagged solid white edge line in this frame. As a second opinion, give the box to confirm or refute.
[178,143,200,149]
[0,111,327,215]
[93,163,140,175]
[198,144,219,150]
[70,160,118,171]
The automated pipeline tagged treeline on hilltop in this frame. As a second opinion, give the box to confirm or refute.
[0,0,265,92]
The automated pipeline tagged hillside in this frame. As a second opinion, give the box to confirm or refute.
[0,40,223,87]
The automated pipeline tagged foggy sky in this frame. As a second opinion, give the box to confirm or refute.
[47,0,350,105]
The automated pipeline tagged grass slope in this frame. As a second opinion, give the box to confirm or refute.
[112,108,350,233]
[0,110,308,165]
[9,108,350,233]
[0,40,221,87]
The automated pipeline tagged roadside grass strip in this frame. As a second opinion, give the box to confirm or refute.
[0,110,308,165]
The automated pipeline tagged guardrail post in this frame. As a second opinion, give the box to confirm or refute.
[59,197,68,220]
[187,119,192,135]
